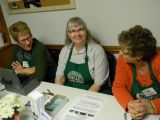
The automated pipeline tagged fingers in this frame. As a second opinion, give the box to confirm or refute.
[130,110,144,120]
[128,97,153,120]
[130,110,145,120]
[136,93,141,99]
[11,61,22,69]
[15,61,22,66]
[12,63,18,69]
[128,100,142,110]
[136,95,153,114]
[128,100,147,120]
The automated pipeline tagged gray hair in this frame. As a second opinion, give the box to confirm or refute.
[65,17,95,45]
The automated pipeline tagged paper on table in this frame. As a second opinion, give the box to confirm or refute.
[144,115,160,120]
[60,94,106,120]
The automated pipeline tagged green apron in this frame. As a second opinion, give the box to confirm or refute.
[131,63,160,101]
[64,45,94,90]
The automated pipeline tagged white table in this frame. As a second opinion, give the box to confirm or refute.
[2,82,159,120]
[1,82,131,120]
[31,82,131,120]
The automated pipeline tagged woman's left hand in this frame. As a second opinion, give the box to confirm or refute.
[135,100,152,119]
[128,97,154,120]
[128,99,144,120]
[11,61,23,74]
[11,61,35,75]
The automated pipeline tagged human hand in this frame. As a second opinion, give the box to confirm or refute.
[127,99,144,120]
[127,98,154,120]
[136,94,155,115]
[11,61,23,74]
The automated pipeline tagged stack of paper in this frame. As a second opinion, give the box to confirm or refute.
[60,94,106,120]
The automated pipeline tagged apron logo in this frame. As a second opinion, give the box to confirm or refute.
[68,71,84,83]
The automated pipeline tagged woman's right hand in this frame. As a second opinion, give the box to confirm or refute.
[127,99,147,120]
[55,76,65,84]
[11,61,35,75]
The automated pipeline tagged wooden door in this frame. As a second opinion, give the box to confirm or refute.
[0,5,11,43]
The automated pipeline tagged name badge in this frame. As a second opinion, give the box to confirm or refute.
[142,87,157,97]
[23,61,29,68]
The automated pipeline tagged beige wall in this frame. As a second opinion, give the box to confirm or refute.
[1,0,160,46]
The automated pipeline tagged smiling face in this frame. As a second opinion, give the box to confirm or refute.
[65,17,89,46]
[9,21,33,51]
[67,25,87,46]
[18,32,33,51]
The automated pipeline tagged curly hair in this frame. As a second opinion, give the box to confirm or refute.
[118,25,157,61]
[9,21,32,42]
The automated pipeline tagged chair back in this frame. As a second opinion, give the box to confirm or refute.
[106,52,117,86]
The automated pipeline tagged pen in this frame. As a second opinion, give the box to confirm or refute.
[124,113,127,120]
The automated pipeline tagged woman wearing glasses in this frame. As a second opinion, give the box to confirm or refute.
[112,25,160,119]
[55,17,109,92]
[8,21,54,82]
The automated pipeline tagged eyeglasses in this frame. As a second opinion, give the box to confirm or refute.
[19,36,32,44]
[121,49,132,56]
[68,27,86,34]
[122,52,131,56]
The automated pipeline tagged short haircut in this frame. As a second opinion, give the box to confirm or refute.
[9,21,32,42]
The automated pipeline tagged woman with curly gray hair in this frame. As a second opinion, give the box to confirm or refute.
[112,25,160,119]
